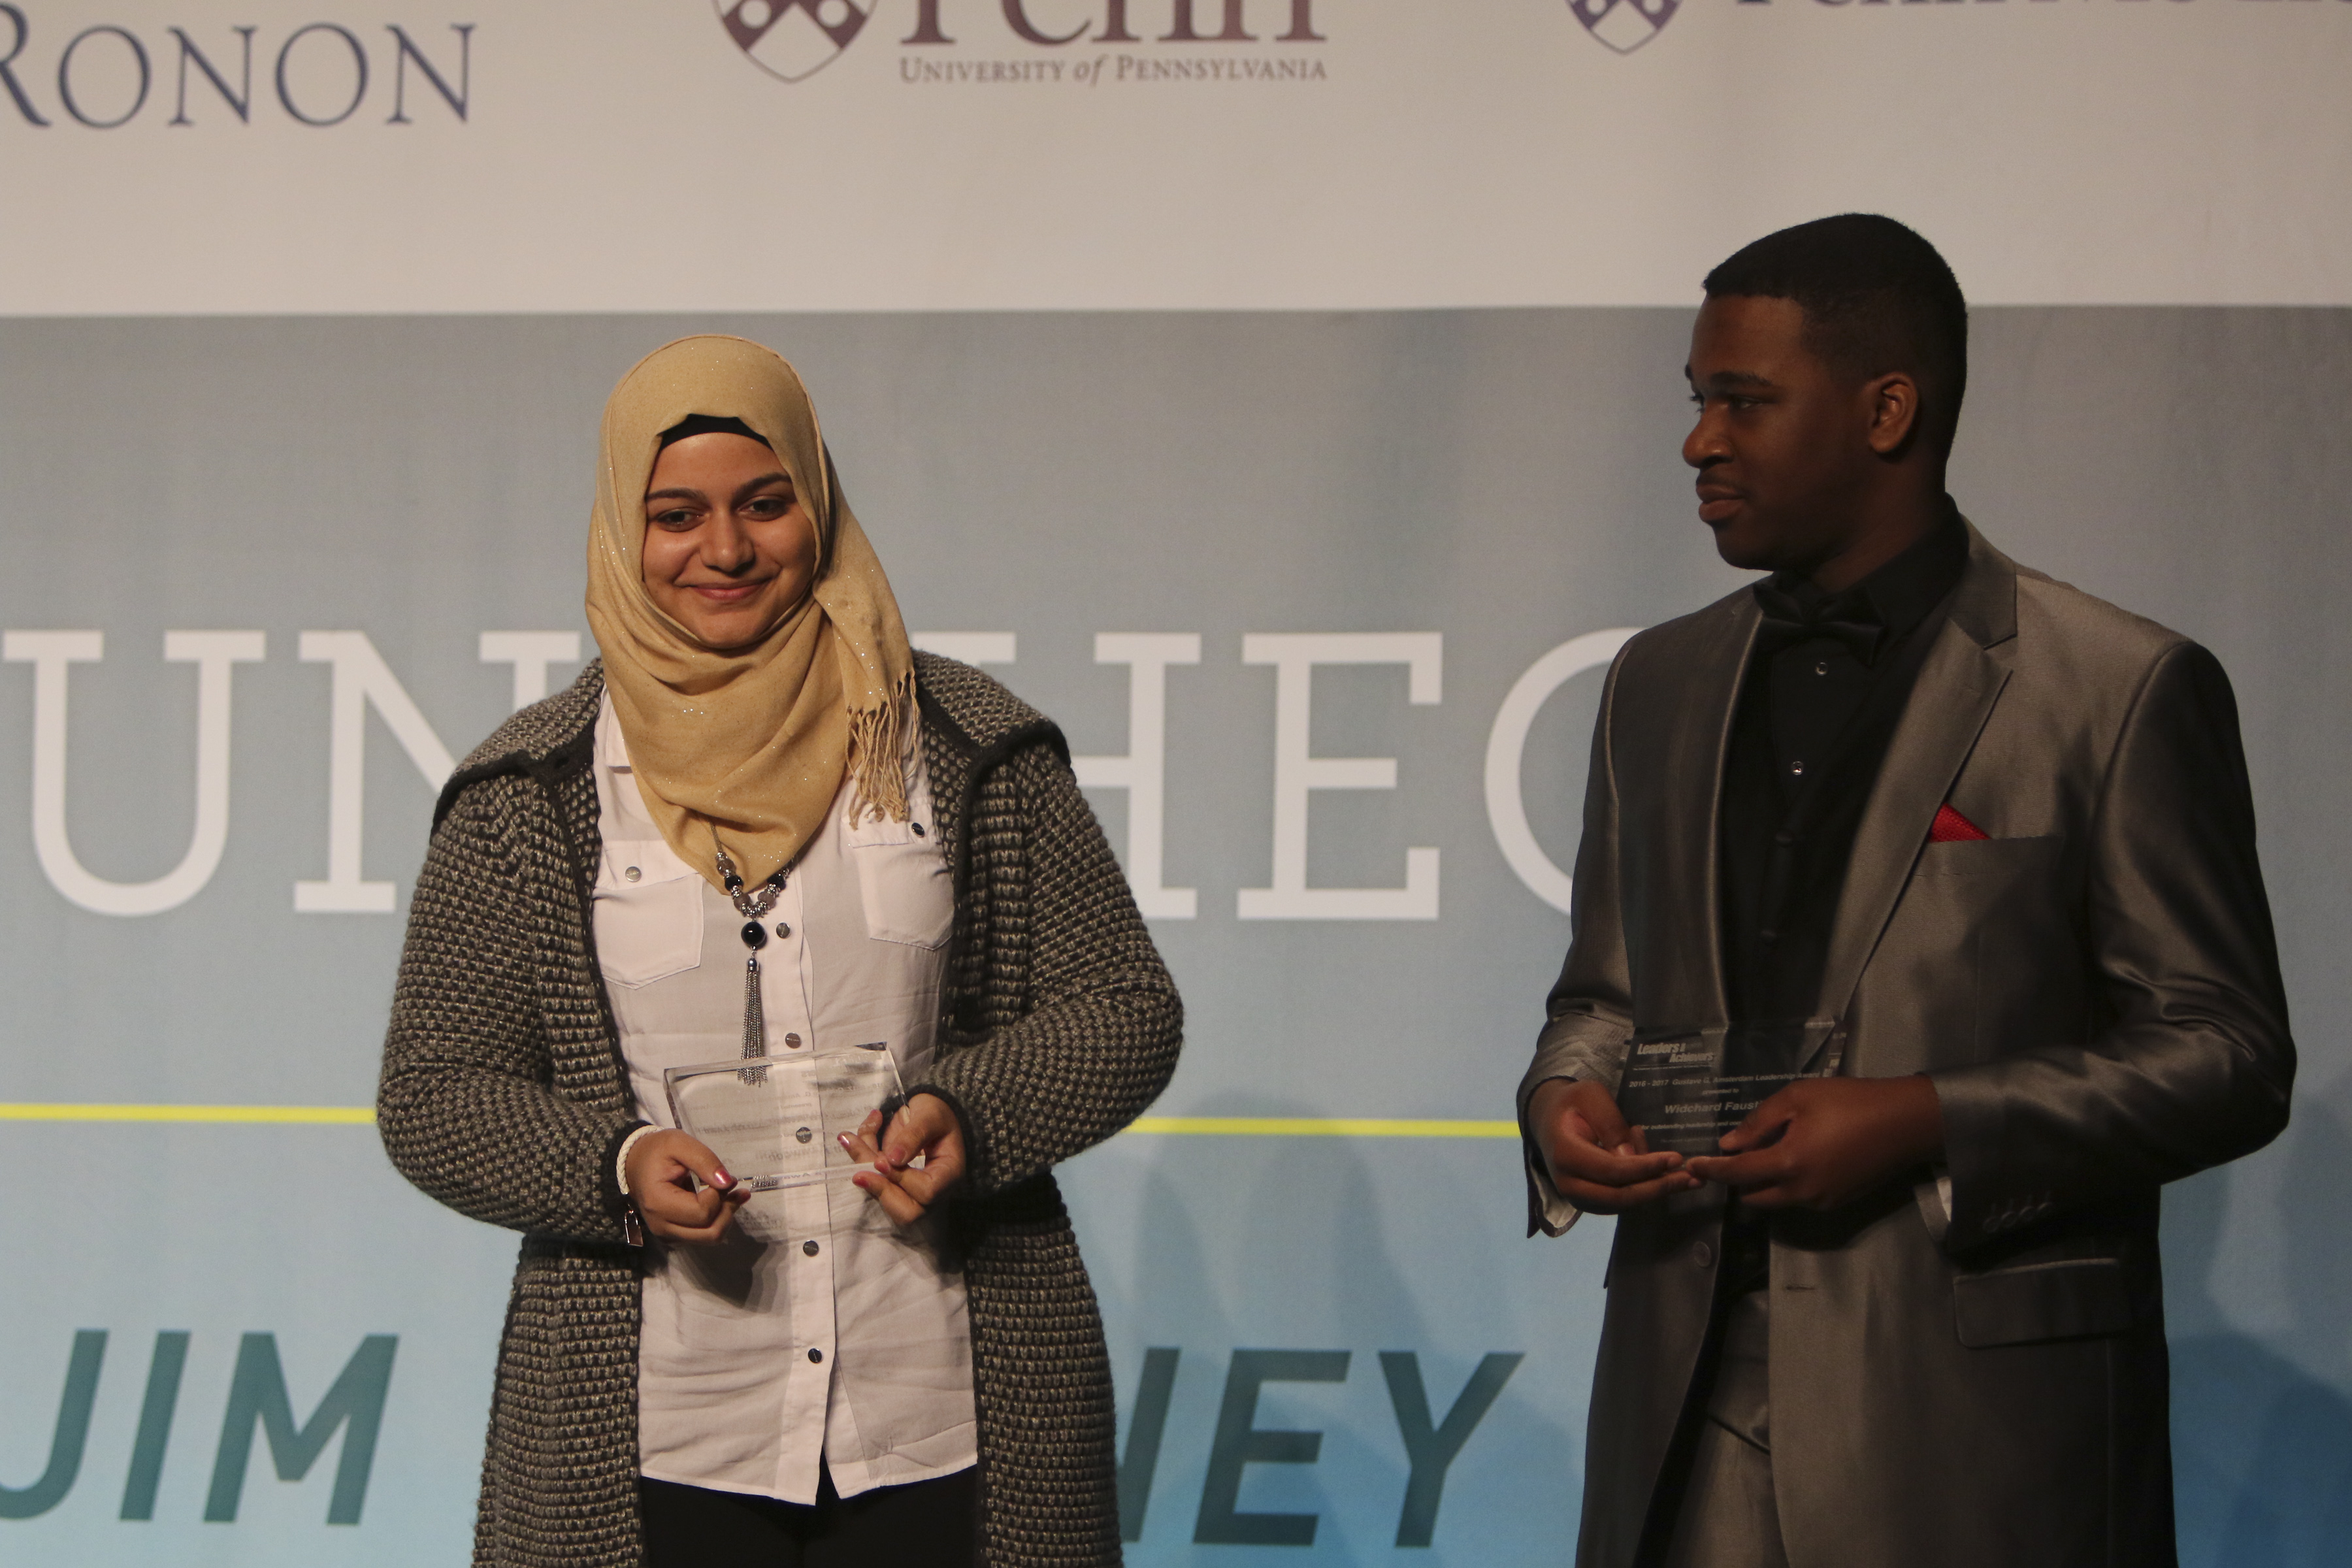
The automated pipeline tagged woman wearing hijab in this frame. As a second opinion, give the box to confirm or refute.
[378,335,1181,1568]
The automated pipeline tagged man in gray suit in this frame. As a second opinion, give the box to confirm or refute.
[1520,214,2293,1567]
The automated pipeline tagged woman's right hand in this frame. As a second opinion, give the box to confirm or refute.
[625,1129,751,1244]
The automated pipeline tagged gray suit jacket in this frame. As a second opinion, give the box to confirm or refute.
[1520,527,2293,1568]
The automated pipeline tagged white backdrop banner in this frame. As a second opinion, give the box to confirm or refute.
[0,0,2349,313]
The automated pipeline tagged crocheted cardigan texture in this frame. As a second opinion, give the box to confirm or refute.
[378,654,1183,1567]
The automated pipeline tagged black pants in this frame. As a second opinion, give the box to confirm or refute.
[640,1464,977,1567]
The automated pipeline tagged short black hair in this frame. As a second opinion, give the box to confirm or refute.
[1703,214,1968,455]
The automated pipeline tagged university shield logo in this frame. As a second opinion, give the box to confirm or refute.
[717,0,874,82]
[1567,0,1680,54]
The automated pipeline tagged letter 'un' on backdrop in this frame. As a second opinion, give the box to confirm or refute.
[3,5,2351,1567]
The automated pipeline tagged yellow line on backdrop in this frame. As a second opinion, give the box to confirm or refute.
[0,1105,1517,1137]
[0,1103,376,1125]
[1128,1117,1518,1139]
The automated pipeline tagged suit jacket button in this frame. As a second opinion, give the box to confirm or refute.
[1693,1242,1715,1268]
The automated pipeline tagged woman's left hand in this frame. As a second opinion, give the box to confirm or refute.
[845,1093,967,1224]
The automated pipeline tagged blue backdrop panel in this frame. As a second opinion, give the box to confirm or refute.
[0,308,2345,1564]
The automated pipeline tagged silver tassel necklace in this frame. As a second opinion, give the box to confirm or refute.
[715,842,796,1081]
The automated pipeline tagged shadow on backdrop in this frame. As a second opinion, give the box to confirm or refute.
[1081,1092,1581,1563]
[2166,1100,2352,1568]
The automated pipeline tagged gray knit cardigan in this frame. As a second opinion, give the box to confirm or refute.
[377,654,1182,1568]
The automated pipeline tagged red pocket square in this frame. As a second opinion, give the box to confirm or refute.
[1930,803,1989,843]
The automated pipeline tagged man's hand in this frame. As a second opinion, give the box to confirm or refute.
[1527,1077,1703,1214]
[845,1092,968,1226]
[1684,1076,1943,1210]
[625,1128,751,1244]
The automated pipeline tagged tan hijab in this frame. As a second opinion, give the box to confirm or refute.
[585,335,915,892]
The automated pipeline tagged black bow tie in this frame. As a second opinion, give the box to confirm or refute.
[1752,581,1886,666]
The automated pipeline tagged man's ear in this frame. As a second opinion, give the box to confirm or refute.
[1864,372,1922,457]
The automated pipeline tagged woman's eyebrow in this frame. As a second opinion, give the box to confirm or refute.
[731,472,792,504]
[644,485,707,504]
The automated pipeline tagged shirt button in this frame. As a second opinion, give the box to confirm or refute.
[796,1126,813,1143]
[775,921,792,939]
[1814,660,1830,676]
[803,1239,819,1257]
[623,866,641,883]
[808,1347,825,1364]
[784,1033,802,1049]
[911,822,926,838]
[1693,1242,1715,1267]
[1789,760,1805,776]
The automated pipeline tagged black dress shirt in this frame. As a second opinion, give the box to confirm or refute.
[1719,510,1970,1028]
[1710,508,1969,1295]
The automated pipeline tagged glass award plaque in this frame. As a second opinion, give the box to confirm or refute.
[1613,1019,1842,1157]
[663,1042,905,1204]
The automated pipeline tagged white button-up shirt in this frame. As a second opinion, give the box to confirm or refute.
[591,692,977,1503]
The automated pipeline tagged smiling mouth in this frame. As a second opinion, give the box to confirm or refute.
[683,579,773,602]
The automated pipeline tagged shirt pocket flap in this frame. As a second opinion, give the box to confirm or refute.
[842,809,924,849]
[595,843,704,988]
[1952,1257,2132,1348]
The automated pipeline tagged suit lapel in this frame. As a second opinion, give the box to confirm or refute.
[1814,528,2018,1026]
